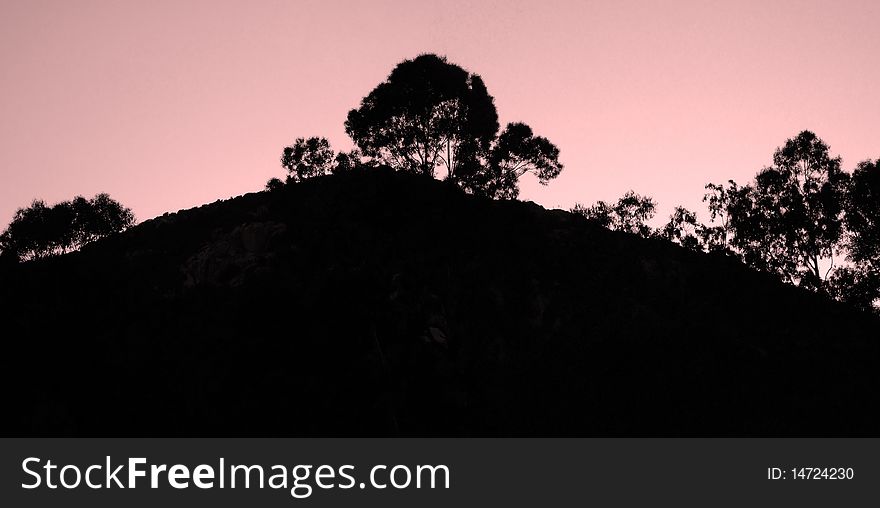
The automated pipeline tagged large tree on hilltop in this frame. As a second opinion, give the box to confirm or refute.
[345,54,499,179]
[345,54,562,198]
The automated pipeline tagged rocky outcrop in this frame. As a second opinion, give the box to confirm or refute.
[183,221,287,287]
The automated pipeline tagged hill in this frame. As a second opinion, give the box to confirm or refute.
[2,167,879,436]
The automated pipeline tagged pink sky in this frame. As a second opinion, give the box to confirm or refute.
[2,0,878,227]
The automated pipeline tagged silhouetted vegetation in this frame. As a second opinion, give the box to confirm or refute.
[571,191,657,238]
[158,54,880,314]
[0,193,134,262]
[345,55,498,177]
[272,55,562,199]
[706,131,849,291]
[329,54,560,198]
[702,131,878,310]
[2,53,878,437]
[270,137,363,190]
[265,177,285,192]
[658,206,704,252]
[834,159,880,310]
[846,159,880,263]
[475,122,563,199]
[572,131,879,312]
[3,168,878,436]
[281,136,336,182]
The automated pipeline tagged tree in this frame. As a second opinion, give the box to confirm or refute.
[837,159,880,310]
[705,131,849,291]
[281,137,335,182]
[0,200,51,260]
[845,159,880,265]
[659,206,703,251]
[571,201,613,229]
[277,138,365,186]
[611,191,657,237]
[477,123,563,199]
[265,177,285,192]
[345,54,499,179]
[572,191,656,238]
[81,193,135,243]
[0,194,134,262]
[701,181,740,253]
[332,149,363,174]
[44,200,78,254]
[345,54,562,198]
[827,266,879,313]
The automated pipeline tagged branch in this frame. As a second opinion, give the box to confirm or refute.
[824,253,835,280]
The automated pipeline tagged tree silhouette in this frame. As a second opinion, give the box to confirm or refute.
[0,199,51,260]
[45,199,78,254]
[827,266,879,312]
[265,177,285,191]
[705,131,849,291]
[477,123,563,199]
[345,54,499,179]
[571,200,613,228]
[836,159,880,310]
[701,181,740,253]
[79,193,135,243]
[567,130,876,312]
[276,138,364,187]
[659,206,703,251]
[281,137,336,182]
[572,191,656,238]
[345,54,562,198]
[332,149,362,174]
[845,159,880,265]
[0,194,134,262]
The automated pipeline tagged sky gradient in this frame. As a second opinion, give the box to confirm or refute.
[2,0,878,227]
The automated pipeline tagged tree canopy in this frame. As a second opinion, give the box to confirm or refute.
[835,159,880,309]
[572,191,657,238]
[658,206,703,251]
[280,137,336,182]
[705,131,849,290]
[479,123,563,199]
[0,194,134,262]
[845,159,880,265]
[568,131,878,312]
[344,54,499,178]
[344,53,562,199]
[273,137,363,190]
[690,131,877,310]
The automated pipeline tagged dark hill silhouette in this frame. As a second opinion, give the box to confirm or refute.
[2,167,879,436]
